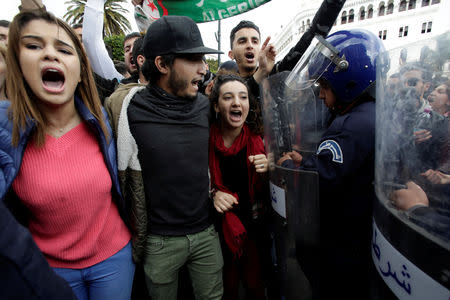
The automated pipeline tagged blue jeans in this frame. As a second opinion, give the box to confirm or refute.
[53,241,135,300]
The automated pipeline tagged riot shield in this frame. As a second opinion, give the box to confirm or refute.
[261,71,328,299]
[373,31,450,299]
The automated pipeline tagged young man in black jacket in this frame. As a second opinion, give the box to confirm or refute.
[127,16,224,300]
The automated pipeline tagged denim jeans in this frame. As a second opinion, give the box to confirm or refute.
[53,241,135,300]
[143,225,223,300]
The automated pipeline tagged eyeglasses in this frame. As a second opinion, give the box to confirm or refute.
[405,77,421,87]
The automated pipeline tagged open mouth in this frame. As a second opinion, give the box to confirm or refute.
[230,110,242,122]
[41,68,65,92]
[245,52,255,62]
[192,78,202,90]
[129,57,136,68]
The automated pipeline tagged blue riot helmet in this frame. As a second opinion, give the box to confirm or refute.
[286,29,385,112]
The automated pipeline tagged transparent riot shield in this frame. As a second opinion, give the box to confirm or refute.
[373,31,450,299]
[261,71,328,299]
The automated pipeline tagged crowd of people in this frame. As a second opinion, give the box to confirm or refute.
[0,0,448,300]
[382,60,450,242]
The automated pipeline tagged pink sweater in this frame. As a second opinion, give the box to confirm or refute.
[12,122,130,269]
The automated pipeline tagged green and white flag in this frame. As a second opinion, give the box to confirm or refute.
[135,0,271,32]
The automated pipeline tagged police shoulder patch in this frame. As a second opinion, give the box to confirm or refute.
[317,139,343,163]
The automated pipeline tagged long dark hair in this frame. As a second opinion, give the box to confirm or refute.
[209,74,263,135]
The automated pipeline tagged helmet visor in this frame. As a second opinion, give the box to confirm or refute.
[285,35,338,91]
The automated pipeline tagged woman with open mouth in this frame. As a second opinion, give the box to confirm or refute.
[0,8,134,300]
[208,74,271,300]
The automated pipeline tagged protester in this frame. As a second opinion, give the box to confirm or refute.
[126,15,224,300]
[0,20,9,46]
[277,29,384,299]
[398,63,448,174]
[72,23,83,42]
[104,37,148,300]
[1,8,134,300]
[121,32,141,81]
[428,80,450,117]
[104,37,148,265]
[209,74,270,300]
[228,0,345,104]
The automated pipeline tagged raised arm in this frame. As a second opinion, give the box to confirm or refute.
[83,0,124,80]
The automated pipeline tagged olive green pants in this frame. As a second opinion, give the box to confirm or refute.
[143,225,223,300]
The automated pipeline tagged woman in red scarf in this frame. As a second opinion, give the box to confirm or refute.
[209,74,270,300]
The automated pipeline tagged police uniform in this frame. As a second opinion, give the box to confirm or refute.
[282,99,376,298]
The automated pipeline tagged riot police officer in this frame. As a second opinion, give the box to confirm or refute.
[277,29,385,299]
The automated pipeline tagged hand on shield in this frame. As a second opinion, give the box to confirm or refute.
[277,151,303,167]
[390,181,429,210]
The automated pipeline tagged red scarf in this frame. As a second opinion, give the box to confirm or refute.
[209,123,266,258]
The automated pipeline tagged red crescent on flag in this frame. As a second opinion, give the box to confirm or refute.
[157,0,169,16]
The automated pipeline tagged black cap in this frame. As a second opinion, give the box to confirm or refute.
[143,16,222,58]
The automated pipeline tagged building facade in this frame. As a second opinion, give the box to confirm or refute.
[273,0,449,59]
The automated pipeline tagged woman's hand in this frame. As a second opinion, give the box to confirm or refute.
[249,154,268,173]
[213,191,238,213]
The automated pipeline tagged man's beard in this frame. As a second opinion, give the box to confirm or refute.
[168,69,197,100]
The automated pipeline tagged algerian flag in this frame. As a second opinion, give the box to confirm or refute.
[135,0,271,32]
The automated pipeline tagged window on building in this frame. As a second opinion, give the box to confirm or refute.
[360,7,366,20]
[431,0,440,4]
[379,3,386,16]
[422,0,430,6]
[368,6,374,18]
[383,30,387,40]
[408,0,416,9]
[399,0,407,11]
[379,30,387,40]
[387,1,394,14]
[349,9,355,23]
[399,26,409,37]
[421,21,432,33]
[341,11,347,24]
[379,30,383,39]
[307,19,311,29]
